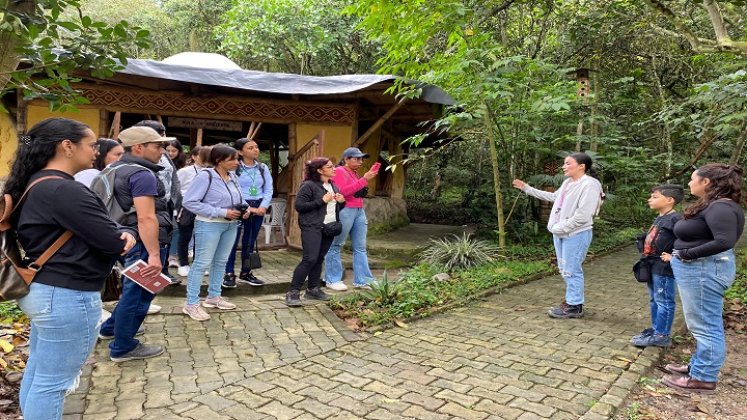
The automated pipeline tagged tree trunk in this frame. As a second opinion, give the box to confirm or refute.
[0,0,37,93]
[483,108,506,249]
[703,0,731,45]
[652,57,674,179]
[729,123,747,166]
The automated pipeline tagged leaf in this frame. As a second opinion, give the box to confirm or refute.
[615,356,634,363]
[0,339,13,353]
[697,401,715,415]
[394,319,408,328]
[373,331,383,336]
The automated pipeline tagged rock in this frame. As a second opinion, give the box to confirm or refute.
[431,273,451,282]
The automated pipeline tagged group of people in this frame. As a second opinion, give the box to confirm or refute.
[513,153,744,394]
[5,117,380,419]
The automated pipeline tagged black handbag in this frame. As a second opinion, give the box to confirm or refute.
[323,221,342,237]
[632,258,652,283]
[242,214,262,270]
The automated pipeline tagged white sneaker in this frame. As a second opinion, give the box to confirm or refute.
[326,282,348,291]
[177,265,190,277]
[147,304,161,315]
[188,250,194,259]
[168,256,179,268]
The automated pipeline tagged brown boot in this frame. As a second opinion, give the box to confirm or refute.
[662,374,716,394]
[664,363,689,374]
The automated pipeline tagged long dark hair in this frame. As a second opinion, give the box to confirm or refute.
[93,138,122,170]
[167,139,187,169]
[304,157,331,182]
[4,118,90,203]
[208,144,238,167]
[188,145,202,165]
[684,163,743,219]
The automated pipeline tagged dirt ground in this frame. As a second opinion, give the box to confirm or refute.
[617,312,747,420]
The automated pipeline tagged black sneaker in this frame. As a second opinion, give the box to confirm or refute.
[285,290,303,307]
[222,274,237,289]
[305,287,331,301]
[98,323,145,340]
[238,272,265,286]
[548,302,584,318]
[110,343,164,362]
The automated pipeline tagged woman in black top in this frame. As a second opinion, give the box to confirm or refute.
[661,164,744,394]
[4,118,136,419]
[286,158,345,307]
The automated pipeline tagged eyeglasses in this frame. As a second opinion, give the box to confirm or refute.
[323,164,335,168]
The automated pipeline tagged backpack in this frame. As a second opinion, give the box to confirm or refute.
[0,177,73,301]
[90,163,145,224]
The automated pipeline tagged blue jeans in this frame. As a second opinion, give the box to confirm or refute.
[225,211,263,275]
[671,249,736,382]
[99,242,158,357]
[647,273,676,336]
[169,228,180,256]
[552,229,593,305]
[187,220,238,305]
[17,283,101,420]
[324,207,374,286]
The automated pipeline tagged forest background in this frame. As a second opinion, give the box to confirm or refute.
[2,0,746,249]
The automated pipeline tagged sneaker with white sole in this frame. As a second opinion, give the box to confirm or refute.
[353,283,372,290]
[168,256,179,268]
[99,323,145,340]
[147,304,161,315]
[177,265,190,277]
[326,281,348,291]
[202,296,236,310]
[182,304,211,321]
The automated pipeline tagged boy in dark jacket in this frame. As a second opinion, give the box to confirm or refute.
[631,184,684,347]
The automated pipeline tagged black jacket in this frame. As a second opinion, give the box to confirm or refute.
[14,170,136,291]
[111,155,175,243]
[295,180,345,230]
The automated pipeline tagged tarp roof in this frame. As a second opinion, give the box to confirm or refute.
[118,56,455,106]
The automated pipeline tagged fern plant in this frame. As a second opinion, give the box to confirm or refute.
[419,233,502,272]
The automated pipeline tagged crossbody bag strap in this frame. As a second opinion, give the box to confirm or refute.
[9,175,74,272]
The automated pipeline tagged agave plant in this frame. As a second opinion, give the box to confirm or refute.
[358,271,405,307]
[419,233,502,272]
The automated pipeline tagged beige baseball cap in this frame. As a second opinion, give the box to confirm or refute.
[118,126,176,147]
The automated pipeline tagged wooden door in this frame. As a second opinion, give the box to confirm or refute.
[286,131,325,249]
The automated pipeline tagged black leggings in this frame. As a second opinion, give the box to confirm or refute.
[177,222,194,266]
[290,228,334,291]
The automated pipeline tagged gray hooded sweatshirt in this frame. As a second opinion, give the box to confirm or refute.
[522,174,603,238]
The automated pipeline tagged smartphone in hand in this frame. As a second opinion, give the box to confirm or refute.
[371,162,381,172]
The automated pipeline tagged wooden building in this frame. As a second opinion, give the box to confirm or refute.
[0,53,453,247]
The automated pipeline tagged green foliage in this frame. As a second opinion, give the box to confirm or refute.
[419,233,502,272]
[725,248,747,304]
[357,272,405,307]
[0,302,24,322]
[216,0,378,75]
[1,0,151,109]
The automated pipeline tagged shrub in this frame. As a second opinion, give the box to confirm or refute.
[419,233,502,271]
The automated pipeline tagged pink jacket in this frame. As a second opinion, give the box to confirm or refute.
[331,166,368,208]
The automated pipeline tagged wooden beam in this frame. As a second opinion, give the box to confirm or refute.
[15,94,27,136]
[196,128,203,146]
[353,98,407,147]
[110,111,121,140]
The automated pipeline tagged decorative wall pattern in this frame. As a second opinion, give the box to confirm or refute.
[79,87,356,124]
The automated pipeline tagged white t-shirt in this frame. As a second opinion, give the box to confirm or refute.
[322,182,337,224]
[74,168,100,188]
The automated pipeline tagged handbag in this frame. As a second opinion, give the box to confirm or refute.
[632,258,652,283]
[242,214,262,270]
[0,177,74,301]
[101,265,123,302]
[322,221,342,237]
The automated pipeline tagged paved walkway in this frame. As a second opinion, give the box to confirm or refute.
[64,245,673,419]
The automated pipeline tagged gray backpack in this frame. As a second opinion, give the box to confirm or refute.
[90,164,143,224]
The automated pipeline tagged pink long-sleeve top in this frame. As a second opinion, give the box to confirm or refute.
[331,166,368,208]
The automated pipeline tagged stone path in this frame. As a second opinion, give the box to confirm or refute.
[64,245,676,419]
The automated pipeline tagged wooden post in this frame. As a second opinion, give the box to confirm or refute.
[353,98,407,147]
[196,128,203,146]
[110,112,121,140]
[98,109,109,138]
[15,94,27,136]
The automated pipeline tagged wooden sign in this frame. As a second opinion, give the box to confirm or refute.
[168,117,242,131]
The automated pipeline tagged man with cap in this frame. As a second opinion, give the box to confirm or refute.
[324,147,380,290]
[95,126,174,362]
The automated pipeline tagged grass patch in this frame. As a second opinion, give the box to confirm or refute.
[0,302,25,323]
[725,248,747,304]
